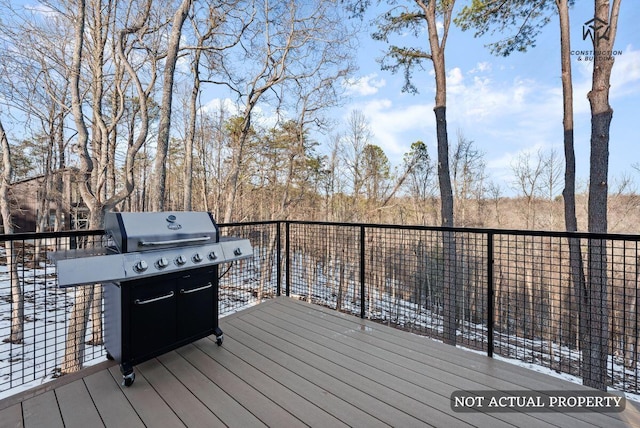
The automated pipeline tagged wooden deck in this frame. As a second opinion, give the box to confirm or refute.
[1,297,639,427]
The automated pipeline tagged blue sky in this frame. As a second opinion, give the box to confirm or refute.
[339,2,640,196]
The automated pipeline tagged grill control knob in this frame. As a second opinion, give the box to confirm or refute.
[192,253,203,263]
[208,251,217,261]
[157,257,169,268]
[175,255,187,266]
[133,260,148,273]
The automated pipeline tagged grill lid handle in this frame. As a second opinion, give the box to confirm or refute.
[138,236,211,247]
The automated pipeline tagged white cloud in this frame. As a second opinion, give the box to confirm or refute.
[447,67,464,87]
[470,62,492,73]
[343,74,387,96]
[611,45,640,98]
[201,98,240,117]
[353,99,433,159]
[24,3,57,17]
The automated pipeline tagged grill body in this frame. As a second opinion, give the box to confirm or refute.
[52,211,251,386]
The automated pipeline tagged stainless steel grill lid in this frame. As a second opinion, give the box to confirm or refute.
[105,211,219,253]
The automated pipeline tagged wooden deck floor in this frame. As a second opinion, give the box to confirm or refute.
[2,297,640,427]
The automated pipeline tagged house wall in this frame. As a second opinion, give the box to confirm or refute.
[3,170,87,233]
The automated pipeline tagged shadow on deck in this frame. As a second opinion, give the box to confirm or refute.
[1,297,639,427]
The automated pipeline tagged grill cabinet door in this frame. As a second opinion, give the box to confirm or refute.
[177,267,217,340]
[129,278,177,361]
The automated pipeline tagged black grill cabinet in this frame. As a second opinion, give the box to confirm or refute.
[104,266,222,386]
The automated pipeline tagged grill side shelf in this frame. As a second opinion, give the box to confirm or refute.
[55,254,127,288]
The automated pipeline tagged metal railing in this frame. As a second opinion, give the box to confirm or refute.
[0,230,106,396]
[0,224,274,397]
[283,222,640,394]
[1,221,639,397]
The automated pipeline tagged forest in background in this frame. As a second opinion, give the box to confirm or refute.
[0,1,635,234]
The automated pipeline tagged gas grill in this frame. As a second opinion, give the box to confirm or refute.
[53,211,252,386]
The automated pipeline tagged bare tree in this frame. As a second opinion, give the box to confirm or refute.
[0,2,73,232]
[585,0,621,390]
[511,148,562,229]
[0,120,23,344]
[220,0,356,222]
[541,148,563,227]
[151,0,193,211]
[180,2,246,211]
[342,109,372,209]
[511,150,545,229]
[452,132,486,226]
[353,0,458,343]
[61,0,159,373]
[455,0,594,387]
[403,141,436,225]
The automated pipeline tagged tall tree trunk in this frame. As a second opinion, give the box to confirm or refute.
[152,0,193,211]
[62,0,109,372]
[422,0,457,345]
[223,113,252,223]
[183,61,200,211]
[0,120,23,344]
[557,0,587,367]
[584,0,620,391]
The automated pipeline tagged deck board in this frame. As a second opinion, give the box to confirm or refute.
[225,315,458,427]
[21,390,63,428]
[135,358,224,428]
[215,333,385,427]
[176,343,307,428]
[0,403,24,428]
[107,364,186,428]
[263,300,615,427]
[155,351,267,427]
[82,366,145,428]
[54,379,104,428]
[191,335,352,427]
[279,300,631,428]
[1,297,640,427]
[247,303,556,428]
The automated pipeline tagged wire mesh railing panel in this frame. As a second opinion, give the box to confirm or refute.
[284,223,640,395]
[287,223,361,314]
[218,223,280,316]
[482,232,640,394]
[455,231,489,352]
[1,232,106,396]
[363,228,444,339]
[608,238,640,393]
[492,233,580,378]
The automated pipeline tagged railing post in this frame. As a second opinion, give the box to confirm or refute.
[276,222,281,296]
[487,231,495,358]
[285,222,291,297]
[360,225,366,319]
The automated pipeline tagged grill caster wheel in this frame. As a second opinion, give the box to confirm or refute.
[106,352,114,361]
[123,371,135,387]
[216,335,224,346]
